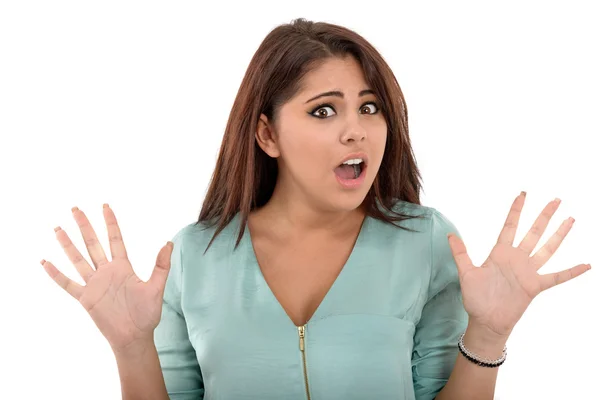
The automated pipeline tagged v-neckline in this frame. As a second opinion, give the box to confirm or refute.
[243,212,370,328]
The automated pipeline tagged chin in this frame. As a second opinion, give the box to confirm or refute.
[326,191,369,213]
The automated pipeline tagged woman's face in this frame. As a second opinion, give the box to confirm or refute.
[258,55,387,213]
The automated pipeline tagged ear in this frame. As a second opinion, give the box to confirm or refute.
[255,113,281,158]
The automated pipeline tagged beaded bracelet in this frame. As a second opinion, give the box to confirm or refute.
[458,332,507,368]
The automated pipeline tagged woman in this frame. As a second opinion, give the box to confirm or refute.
[41,18,591,399]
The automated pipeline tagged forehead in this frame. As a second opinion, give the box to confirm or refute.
[299,56,369,94]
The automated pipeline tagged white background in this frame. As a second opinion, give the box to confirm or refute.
[1,1,598,399]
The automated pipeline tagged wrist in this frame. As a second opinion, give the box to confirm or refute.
[112,337,156,360]
[462,320,509,360]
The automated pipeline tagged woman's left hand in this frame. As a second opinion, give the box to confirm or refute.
[448,191,591,340]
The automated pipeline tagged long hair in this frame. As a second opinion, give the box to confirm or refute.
[197,18,425,253]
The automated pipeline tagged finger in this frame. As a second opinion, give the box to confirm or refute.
[530,217,575,270]
[447,233,474,277]
[54,226,95,283]
[148,242,173,292]
[41,259,84,300]
[497,192,526,246]
[102,204,129,261]
[539,263,591,292]
[71,207,109,269]
[518,198,561,255]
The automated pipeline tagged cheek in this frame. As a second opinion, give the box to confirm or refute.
[374,121,387,149]
[368,125,388,174]
[280,133,330,180]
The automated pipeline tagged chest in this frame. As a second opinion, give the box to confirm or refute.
[252,236,357,327]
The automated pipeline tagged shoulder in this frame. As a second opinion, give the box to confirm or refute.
[361,200,460,266]
[171,221,213,245]
[388,199,460,236]
[169,214,244,260]
[397,202,463,300]
[385,199,462,260]
[169,222,209,254]
[367,199,462,283]
[369,199,459,239]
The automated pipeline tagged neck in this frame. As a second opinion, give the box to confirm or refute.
[255,180,366,237]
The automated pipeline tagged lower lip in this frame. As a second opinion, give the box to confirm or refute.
[335,164,367,189]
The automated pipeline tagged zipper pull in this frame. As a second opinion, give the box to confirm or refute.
[298,325,305,351]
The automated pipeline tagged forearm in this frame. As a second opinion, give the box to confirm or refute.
[435,321,508,400]
[113,339,170,400]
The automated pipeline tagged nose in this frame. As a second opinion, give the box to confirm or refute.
[340,121,367,144]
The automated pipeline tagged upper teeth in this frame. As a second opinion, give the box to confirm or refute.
[343,158,363,165]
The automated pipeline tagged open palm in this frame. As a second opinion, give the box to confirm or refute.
[448,192,591,338]
[41,204,173,353]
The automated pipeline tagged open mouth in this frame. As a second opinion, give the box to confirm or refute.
[334,161,365,180]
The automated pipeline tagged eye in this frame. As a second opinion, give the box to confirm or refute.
[308,101,381,119]
[310,104,336,119]
[361,102,380,114]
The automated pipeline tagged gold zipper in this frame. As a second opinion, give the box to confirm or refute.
[298,325,311,400]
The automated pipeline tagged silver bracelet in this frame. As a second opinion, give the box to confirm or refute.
[458,332,507,367]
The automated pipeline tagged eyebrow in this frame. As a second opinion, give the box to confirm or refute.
[304,89,375,104]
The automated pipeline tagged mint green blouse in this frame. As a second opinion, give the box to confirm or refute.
[154,200,468,400]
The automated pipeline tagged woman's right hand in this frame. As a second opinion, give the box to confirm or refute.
[41,204,174,355]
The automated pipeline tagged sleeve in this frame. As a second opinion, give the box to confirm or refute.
[154,227,205,399]
[411,209,469,400]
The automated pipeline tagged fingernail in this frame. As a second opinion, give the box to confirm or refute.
[40,259,46,265]
[521,191,527,197]
[554,198,561,204]
[71,206,79,213]
[103,203,109,209]
[54,226,61,232]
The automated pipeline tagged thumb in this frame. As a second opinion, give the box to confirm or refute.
[447,233,474,278]
[148,241,173,292]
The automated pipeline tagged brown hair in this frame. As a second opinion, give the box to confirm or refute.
[197,18,425,253]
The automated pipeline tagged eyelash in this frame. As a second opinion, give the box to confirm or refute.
[309,101,381,119]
